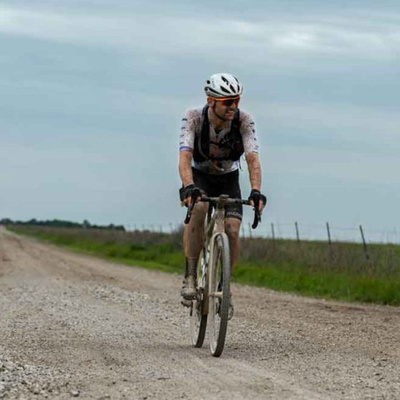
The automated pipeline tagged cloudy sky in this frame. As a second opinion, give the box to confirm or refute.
[1,0,399,242]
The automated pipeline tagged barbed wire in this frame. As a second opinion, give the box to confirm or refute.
[124,221,400,245]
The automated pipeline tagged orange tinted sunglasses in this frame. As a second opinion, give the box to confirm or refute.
[211,96,240,106]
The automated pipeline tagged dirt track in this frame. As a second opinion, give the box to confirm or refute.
[1,228,400,399]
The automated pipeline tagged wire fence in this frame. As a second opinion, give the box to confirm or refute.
[124,221,400,246]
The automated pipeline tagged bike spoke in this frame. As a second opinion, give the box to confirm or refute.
[208,233,231,357]
[189,247,208,348]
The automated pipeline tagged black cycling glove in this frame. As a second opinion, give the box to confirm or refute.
[179,184,201,203]
[248,189,267,208]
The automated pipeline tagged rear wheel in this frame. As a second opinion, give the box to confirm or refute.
[208,233,231,357]
[189,246,208,347]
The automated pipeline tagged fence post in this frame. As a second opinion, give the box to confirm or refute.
[359,225,370,260]
[248,223,253,239]
[326,222,332,246]
[270,222,276,251]
[241,224,246,239]
[295,222,300,243]
[326,222,333,260]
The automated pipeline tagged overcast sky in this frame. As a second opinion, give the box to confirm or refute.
[1,0,399,242]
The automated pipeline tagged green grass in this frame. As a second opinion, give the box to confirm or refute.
[234,263,400,304]
[9,226,400,306]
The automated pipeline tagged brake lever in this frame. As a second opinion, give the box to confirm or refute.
[184,201,195,224]
[252,200,261,229]
[184,189,201,224]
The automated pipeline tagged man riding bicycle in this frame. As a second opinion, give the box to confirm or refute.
[179,73,266,315]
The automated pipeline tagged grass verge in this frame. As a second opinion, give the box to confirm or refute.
[10,226,400,306]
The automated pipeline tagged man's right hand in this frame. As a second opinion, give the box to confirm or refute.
[179,184,202,208]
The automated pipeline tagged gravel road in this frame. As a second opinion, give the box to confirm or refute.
[1,228,400,400]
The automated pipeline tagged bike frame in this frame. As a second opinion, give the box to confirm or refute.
[186,193,262,355]
[201,195,231,316]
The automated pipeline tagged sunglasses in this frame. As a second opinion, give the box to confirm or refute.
[212,97,240,106]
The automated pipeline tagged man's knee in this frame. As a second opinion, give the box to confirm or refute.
[184,202,208,243]
[192,201,208,216]
[225,218,241,240]
[184,202,207,229]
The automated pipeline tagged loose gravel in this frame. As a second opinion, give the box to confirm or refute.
[1,228,400,399]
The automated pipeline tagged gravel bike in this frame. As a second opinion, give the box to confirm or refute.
[184,193,261,357]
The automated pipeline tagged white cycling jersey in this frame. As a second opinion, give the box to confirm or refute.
[179,107,259,175]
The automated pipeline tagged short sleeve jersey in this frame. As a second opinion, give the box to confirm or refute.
[179,107,259,175]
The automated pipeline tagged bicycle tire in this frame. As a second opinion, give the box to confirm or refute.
[189,246,208,347]
[208,233,231,357]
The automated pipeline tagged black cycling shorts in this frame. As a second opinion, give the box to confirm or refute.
[192,167,243,220]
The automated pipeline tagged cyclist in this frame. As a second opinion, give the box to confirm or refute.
[179,73,266,314]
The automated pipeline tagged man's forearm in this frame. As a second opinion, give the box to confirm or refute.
[179,151,194,187]
[246,153,262,190]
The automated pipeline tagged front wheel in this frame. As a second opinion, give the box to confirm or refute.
[208,233,231,357]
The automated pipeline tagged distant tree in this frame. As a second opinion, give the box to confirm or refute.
[1,217,124,231]
[82,219,91,228]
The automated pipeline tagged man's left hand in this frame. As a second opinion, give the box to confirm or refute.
[248,189,267,214]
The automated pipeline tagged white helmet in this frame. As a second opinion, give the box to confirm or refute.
[204,73,243,98]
